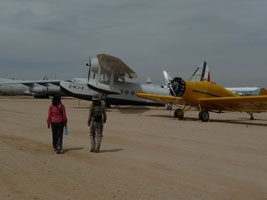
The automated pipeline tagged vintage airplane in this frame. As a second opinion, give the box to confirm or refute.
[163,63,264,97]
[136,71,267,122]
[0,78,64,98]
[60,54,166,107]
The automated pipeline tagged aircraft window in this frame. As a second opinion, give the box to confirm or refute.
[125,90,129,95]
[131,91,135,95]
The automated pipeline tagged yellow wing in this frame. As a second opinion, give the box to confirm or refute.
[136,92,183,105]
[199,95,267,112]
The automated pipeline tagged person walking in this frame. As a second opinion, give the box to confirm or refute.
[47,96,67,154]
[88,93,107,153]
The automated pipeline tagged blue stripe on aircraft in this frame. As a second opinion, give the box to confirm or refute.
[192,90,221,97]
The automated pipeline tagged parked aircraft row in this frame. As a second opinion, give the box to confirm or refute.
[1,54,267,122]
[0,78,64,98]
[0,54,208,106]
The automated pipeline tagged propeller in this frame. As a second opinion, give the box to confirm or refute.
[162,69,172,86]
[86,56,91,82]
[169,77,186,97]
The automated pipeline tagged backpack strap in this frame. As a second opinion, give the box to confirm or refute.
[55,103,64,121]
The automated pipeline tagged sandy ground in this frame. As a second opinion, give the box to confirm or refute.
[0,96,267,200]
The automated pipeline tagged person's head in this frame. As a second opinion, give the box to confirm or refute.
[52,95,61,106]
[92,93,100,101]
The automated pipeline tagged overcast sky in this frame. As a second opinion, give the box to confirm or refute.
[0,0,267,87]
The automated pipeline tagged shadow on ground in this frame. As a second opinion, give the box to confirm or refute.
[100,148,123,153]
[148,115,267,127]
[62,147,84,154]
[117,106,151,114]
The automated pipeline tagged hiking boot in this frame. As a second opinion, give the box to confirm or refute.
[95,149,100,153]
[56,147,61,154]
[90,148,95,152]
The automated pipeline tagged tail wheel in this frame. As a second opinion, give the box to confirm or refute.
[174,108,184,119]
[199,110,209,122]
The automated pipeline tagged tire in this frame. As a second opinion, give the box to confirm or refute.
[199,110,209,122]
[174,108,184,119]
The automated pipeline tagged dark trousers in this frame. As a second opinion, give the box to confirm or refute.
[51,122,64,150]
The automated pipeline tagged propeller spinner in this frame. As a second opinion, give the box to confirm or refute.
[169,77,186,97]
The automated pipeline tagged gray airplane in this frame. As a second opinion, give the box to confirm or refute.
[0,78,64,98]
[60,54,167,107]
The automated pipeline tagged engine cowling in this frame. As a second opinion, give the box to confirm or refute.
[31,86,47,93]
[169,77,186,97]
[47,86,61,94]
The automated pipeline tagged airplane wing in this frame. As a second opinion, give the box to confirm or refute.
[97,54,137,79]
[136,92,183,105]
[199,96,267,112]
[0,80,62,86]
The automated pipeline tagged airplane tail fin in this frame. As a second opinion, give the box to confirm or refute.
[189,61,211,82]
[258,88,267,95]
[162,69,172,86]
[146,77,152,85]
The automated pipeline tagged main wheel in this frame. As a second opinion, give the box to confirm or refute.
[199,110,209,122]
[174,108,184,119]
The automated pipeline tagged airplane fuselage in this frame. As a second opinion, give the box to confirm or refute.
[180,81,238,107]
[60,78,166,106]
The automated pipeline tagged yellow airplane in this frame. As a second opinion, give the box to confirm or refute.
[136,76,267,122]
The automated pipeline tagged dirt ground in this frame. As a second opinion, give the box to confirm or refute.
[0,96,267,200]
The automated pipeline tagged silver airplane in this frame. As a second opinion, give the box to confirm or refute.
[60,54,167,107]
[0,78,64,98]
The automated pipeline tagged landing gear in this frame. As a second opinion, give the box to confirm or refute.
[174,108,184,119]
[248,113,254,120]
[105,101,111,108]
[167,103,172,110]
[100,93,111,108]
[199,110,209,122]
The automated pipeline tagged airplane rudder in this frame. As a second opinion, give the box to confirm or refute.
[258,88,267,95]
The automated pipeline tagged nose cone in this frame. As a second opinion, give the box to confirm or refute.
[169,77,186,97]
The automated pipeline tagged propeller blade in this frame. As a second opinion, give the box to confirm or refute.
[88,66,91,82]
[162,69,172,86]
[87,56,91,82]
